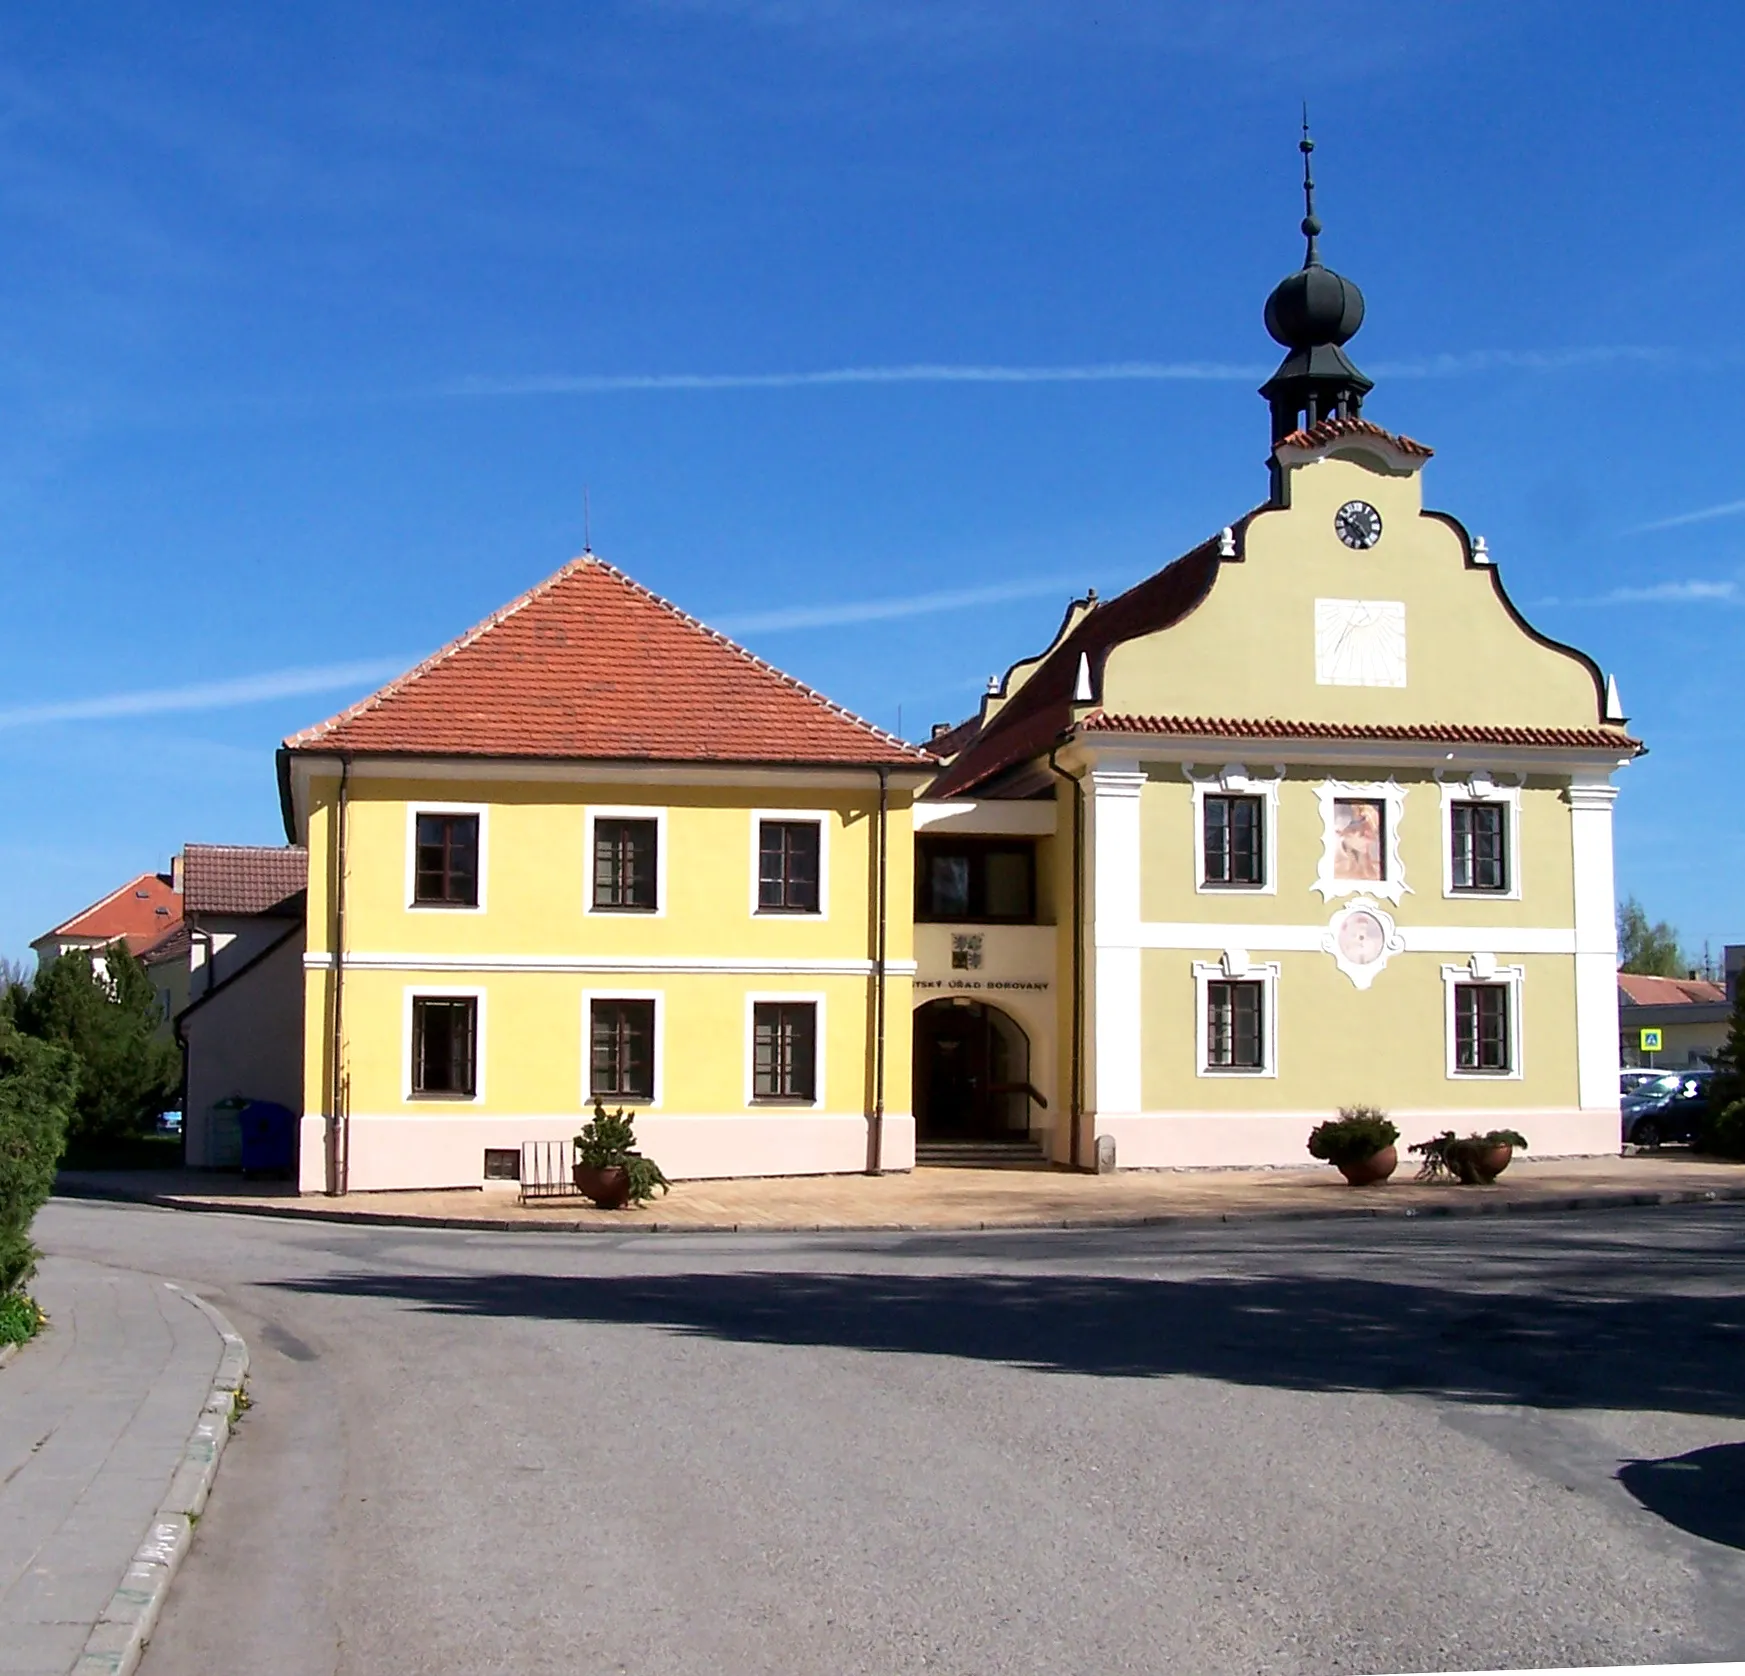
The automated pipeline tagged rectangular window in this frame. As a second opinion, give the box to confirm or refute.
[1206,981,1264,1071]
[592,818,658,911]
[1454,983,1510,1072]
[414,813,480,907]
[752,1001,817,1101]
[758,821,821,913]
[589,999,656,1101]
[1450,801,1507,893]
[1203,795,1264,887]
[411,997,477,1097]
[915,839,1037,922]
[483,1148,520,1181]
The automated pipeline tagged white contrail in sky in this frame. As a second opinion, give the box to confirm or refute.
[443,345,1676,398]
[1595,579,1739,604]
[0,658,413,731]
[1623,497,1745,535]
[714,576,1079,634]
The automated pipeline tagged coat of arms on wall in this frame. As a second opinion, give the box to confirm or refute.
[951,933,984,971]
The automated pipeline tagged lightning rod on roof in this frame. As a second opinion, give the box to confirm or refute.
[584,487,592,555]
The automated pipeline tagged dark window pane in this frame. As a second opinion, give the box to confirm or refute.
[593,819,658,910]
[1450,802,1507,893]
[753,1002,817,1100]
[914,839,1037,922]
[929,855,972,918]
[414,813,480,906]
[1204,796,1263,886]
[590,999,655,1099]
[758,822,821,912]
[1206,981,1264,1070]
[1455,984,1510,1071]
[412,997,477,1096]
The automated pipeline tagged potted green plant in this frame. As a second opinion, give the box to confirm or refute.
[1307,1106,1401,1185]
[1410,1128,1527,1184]
[573,1103,671,1209]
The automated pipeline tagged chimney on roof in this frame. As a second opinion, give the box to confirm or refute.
[930,722,952,741]
[169,853,183,893]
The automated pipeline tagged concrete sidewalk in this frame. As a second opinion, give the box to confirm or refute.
[57,1151,1745,1233]
[0,1258,225,1676]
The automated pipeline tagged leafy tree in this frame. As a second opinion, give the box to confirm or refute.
[1704,970,1745,1158]
[0,1018,78,1294]
[1617,897,1686,977]
[10,943,178,1148]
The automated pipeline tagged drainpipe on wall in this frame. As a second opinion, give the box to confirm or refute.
[1048,745,1087,1170]
[327,754,352,1197]
[867,766,890,1174]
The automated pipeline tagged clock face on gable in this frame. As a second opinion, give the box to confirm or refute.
[1335,500,1383,549]
[1314,598,1408,688]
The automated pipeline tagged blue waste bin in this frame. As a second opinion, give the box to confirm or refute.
[238,1100,297,1178]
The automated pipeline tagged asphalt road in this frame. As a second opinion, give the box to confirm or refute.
[33,1197,1745,1676]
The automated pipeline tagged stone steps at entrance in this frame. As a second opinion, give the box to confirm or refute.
[914,1137,1050,1170]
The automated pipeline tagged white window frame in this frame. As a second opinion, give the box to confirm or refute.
[1186,764,1281,896]
[744,991,827,1108]
[582,989,665,1108]
[1440,956,1525,1081]
[405,801,489,914]
[1313,779,1409,905]
[584,806,669,919]
[1438,772,1522,902]
[402,985,486,1103]
[1191,952,1280,1079]
[749,810,830,920]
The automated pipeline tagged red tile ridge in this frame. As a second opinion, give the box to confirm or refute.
[1274,416,1433,458]
[284,554,929,765]
[1078,712,1644,753]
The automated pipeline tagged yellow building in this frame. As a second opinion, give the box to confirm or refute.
[278,562,930,1192]
[276,140,1639,1192]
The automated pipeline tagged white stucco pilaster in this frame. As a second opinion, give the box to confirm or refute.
[1566,776,1621,1112]
[1084,760,1146,1156]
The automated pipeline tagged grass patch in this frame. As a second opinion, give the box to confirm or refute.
[0,1292,45,1346]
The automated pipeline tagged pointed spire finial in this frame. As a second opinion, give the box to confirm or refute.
[1299,104,1321,267]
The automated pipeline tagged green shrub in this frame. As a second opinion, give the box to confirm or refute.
[1307,1106,1400,1165]
[0,1020,79,1295]
[9,942,178,1152]
[0,1291,45,1345]
[1704,1098,1745,1160]
[574,1102,670,1205]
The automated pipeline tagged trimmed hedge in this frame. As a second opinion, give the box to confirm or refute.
[0,1020,78,1295]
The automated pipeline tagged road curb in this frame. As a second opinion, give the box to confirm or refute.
[0,1340,17,1371]
[54,1174,1745,1236]
[73,1285,249,1676]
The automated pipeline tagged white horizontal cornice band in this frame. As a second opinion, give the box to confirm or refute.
[297,757,931,792]
[305,952,919,977]
[1074,735,1634,776]
[1124,922,1578,956]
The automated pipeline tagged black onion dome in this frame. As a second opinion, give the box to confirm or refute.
[1264,262,1365,350]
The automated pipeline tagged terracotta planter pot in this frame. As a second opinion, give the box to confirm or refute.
[1461,1142,1513,1184]
[574,1163,631,1209]
[1335,1144,1398,1186]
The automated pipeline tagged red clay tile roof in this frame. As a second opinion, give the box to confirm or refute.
[1079,713,1645,753]
[1274,416,1433,457]
[286,557,928,768]
[38,871,180,955]
[183,844,308,916]
[139,921,193,966]
[1616,973,1729,1007]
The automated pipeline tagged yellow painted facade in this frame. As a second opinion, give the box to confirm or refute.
[291,767,920,1190]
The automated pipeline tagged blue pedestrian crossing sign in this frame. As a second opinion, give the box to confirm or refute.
[1639,1028,1663,1052]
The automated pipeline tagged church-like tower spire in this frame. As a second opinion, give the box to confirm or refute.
[1259,115,1373,444]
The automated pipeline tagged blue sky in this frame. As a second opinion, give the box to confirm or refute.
[2,1,1742,969]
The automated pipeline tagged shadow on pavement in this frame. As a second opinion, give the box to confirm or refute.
[273,1268,1745,1419]
[1619,1443,1745,1549]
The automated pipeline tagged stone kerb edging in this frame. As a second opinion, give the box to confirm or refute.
[74,1285,249,1676]
[0,1340,18,1371]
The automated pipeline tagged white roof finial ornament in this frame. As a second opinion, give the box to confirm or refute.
[1074,651,1093,703]
[1605,673,1626,723]
[1218,526,1237,558]
[986,674,1000,696]
[1472,535,1491,565]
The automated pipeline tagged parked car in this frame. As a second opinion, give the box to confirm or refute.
[1621,1070,1713,1149]
[1620,1069,1665,1098]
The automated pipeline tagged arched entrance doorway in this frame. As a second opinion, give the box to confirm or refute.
[913,998,1039,1141]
